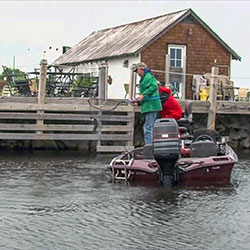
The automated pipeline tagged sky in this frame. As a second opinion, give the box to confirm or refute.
[0,0,249,88]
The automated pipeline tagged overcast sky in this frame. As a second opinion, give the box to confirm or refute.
[0,1,249,87]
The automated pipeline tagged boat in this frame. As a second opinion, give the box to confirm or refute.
[108,104,238,187]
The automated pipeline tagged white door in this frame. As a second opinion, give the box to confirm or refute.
[167,44,186,99]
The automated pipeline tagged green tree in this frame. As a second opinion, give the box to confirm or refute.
[2,67,27,81]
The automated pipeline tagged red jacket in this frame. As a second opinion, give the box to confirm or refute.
[158,86,183,120]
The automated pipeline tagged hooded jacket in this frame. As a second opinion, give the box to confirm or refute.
[158,86,183,120]
[139,68,162,113]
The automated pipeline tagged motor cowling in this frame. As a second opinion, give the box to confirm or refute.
[153,118,181,187]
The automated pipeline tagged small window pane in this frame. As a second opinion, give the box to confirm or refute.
[170,48,175,59]
[176,49,182,59]
[170,59,175,67]
[176,60,181,67]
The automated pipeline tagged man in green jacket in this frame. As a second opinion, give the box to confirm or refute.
[133,62,162,145]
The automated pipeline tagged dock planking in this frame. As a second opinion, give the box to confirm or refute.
[0,96,135,152]
[0,96,249,152]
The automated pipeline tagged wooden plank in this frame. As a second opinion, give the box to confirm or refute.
[0,133,131,140]
[178,100,209,113]
[0,112,132,122]
[0,123,132,132]
[96,145,134,152]
[0,123,96,131]
[96,111,102,148]
[44,103,133,112]
[217,101,250,114]
[0,103,38,111]
[97,115,132,122]
[126,111,135,146]
[0,96,37,103]
[101,125,132,132]
[1,97,249,114]
[0,103,133,112]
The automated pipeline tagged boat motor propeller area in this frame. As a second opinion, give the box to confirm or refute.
[153,118,180,188]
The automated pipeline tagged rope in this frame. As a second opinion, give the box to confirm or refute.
[87,98,125,111]
[151,68,250,80]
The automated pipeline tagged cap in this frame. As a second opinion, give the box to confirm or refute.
[133,62,147,72]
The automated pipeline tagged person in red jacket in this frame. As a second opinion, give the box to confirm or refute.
[158,85,183,120]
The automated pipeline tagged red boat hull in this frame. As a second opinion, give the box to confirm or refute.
[179,163,234,186]
[109,156,236,186]
[109,144,237,187]
[127,170,159,182]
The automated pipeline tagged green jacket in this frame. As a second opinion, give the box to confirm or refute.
[139,71,162,113]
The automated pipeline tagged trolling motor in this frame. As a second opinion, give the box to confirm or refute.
[153,118,181,188]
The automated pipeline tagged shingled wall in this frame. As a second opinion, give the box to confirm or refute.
[141,17,231,99]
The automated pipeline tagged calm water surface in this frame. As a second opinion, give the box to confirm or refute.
[0,149,249,250]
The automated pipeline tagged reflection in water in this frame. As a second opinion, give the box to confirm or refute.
[0,150,249,250]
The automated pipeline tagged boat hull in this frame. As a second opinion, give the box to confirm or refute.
[179,163,234,186]
[109,156,236,186]
[108,145,237,187]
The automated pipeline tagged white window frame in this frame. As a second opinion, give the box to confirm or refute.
[170,81,182,99]
[168,44,186,68]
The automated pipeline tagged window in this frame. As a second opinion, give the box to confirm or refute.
[170,82,182,99]
[168,45,186,68]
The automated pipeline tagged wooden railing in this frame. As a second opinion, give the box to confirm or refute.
[0,97,134,152]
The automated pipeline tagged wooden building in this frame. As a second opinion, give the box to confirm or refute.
[53,8,240,100]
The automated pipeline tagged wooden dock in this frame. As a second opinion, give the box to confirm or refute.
[0,97,135,152]
[0,96,249,152]
[0,61,249,152]
[178,99,250,115]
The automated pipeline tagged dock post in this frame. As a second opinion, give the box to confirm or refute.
[128,67,136,100]
[96,63,108,149]
[98,63,108,104]
[37,59,47,134]
[207,66,219,130]
[127,67,137,148]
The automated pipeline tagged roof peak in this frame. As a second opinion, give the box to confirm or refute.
[96,8,191,33]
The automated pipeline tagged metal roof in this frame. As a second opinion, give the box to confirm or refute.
[54,9,240,66]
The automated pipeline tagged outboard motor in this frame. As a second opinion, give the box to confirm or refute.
[153,118,181,188]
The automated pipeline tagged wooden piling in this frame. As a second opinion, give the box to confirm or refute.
[129,67,137,100]
[37,59,47,134]
[98,63,108,104]
[97,63,107,149]
[207,66,219,129]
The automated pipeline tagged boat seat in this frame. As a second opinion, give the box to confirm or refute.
[177,118,193,134]
[190,140,218,157]
[177,101,193,133]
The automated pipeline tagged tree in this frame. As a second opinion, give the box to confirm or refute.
[1,67,27,81]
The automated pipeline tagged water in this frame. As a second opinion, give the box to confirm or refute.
[0,150,249,250]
